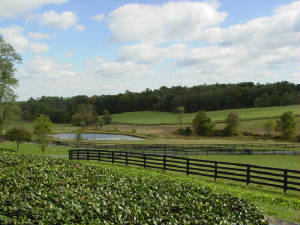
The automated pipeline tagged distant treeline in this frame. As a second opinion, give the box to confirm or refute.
[19,81,300,123]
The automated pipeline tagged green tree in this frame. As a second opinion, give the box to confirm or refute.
[6,127,31,152]
[175,106,185,128]
[71,104,97,126]
[192,111,215,136]
[102,109,112,125]
[33,114,52,155]
[263,120,274,137]
[275,111,296,140]
[223,112,239,136]
[0,37,22,134]
[74,132,82,148]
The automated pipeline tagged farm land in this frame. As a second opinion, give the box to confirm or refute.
[2,104,300,223]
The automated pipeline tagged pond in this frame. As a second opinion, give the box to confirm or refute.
[51,133,145,141]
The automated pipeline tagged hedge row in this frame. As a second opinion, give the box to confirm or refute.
[0,153,268,224]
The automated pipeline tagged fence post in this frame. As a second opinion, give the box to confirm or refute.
[143,154,146,168]
[87,150,89,161]
[186,158,190,176]
[112,151,114,164]
[246,165,250,186]
[163,155,166,171]
[283,169,287,193]
[126,152,128,165]
[214,162,218,181]
[77,150,79,160]
[98,151,101,162]
[69,151,72,160]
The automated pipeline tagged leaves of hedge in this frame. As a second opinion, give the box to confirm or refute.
[0,153,268,225]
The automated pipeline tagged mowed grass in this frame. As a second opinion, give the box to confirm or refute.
[111,105,300,125]
[188,155,300,170]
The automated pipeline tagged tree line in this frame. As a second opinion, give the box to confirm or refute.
[19,82,300,123]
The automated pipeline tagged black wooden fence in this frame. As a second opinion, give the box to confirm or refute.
[69,149,300,193]
[56,141,300,156]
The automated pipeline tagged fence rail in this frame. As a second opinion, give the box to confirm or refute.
[53,141,300,156]
[69,149,300,193]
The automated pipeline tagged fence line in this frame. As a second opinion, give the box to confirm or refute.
[69,149,300,193]
[53,141,300,156]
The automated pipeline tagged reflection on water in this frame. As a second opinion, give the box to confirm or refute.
[51,133,145,141]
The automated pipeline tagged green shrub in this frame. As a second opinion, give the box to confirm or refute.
[0,153,268,225]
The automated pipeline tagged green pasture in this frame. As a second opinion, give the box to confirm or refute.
[111,105,300,125]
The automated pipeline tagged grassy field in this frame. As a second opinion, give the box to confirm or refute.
[111,105,300,125]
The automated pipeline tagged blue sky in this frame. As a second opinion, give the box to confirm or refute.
[0,0,299,100]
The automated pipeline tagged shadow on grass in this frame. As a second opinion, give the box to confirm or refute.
[0,148,17,153]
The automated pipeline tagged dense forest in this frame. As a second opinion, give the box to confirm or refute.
[19,81,300,123]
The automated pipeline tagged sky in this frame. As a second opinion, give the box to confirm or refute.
[0,0,299,100]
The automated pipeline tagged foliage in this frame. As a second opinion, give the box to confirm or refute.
[5,127,31,151]
[263,120,274,136]
[0,153,268,225]
[275,111,296,140]
[175,126,192,136]
[0,37,22,134]
[192,111,215,136]
[223,112,239,136]
[0,101,21,135]
[102,109,112,125]
[71,104,97,126]
[74,132,82,147]
[33,114,52,155]
[19,82,300,123]
[175,106,185,127]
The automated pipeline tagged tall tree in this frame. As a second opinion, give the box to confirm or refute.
[0,37,22,134]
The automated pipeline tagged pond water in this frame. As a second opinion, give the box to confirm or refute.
[51,133,145,141]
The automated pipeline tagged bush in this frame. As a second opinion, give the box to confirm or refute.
[102,109,112,125]
[0,153,268,225]
[192,111,215,136]
[175,127,192,136]
[6,127,31,151]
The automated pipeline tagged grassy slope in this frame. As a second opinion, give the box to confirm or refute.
[111,105,300,125]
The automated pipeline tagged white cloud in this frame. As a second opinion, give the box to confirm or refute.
[108,1,227,43]
[116,1,300,84]
[87,57,155,78]
[0,0,67,19]
[91,14,104,21]
[74,25,86,32]
[39,11,81,30]
[28,32,52,40]
[0,26,50,53]
[19,55,76,79]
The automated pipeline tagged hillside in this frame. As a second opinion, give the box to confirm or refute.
[111,105,300,125]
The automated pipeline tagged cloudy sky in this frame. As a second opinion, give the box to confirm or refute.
[0,0,299,100]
